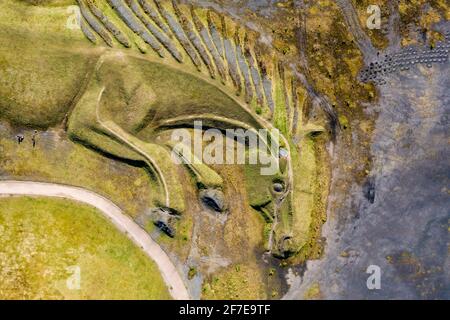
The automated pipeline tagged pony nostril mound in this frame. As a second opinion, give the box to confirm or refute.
[199,189,226,212]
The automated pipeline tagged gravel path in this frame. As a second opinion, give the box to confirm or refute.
[0,180,190,300]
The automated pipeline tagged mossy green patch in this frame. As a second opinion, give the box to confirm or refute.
[398,0,449,46]
[201,263,266,299]
[0,196,170,299]
[303,282,322,300]
[273,81,289,135]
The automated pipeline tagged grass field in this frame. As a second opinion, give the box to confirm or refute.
[0,196,171,300]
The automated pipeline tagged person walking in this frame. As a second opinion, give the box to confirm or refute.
[31,130,37,148]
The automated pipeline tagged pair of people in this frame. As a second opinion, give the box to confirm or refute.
[16,130,38,147]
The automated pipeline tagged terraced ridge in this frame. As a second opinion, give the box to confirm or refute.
[76,0,337,131]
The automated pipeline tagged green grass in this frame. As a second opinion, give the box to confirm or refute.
[287,138,317,249]
[201,263,266,300]
[243,163,274,209]
[0,196,171,300]
[273,80,288,135]
[0,125,156,219]
[0,0,98,128]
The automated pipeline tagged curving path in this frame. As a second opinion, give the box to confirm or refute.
[0,180,190,300]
